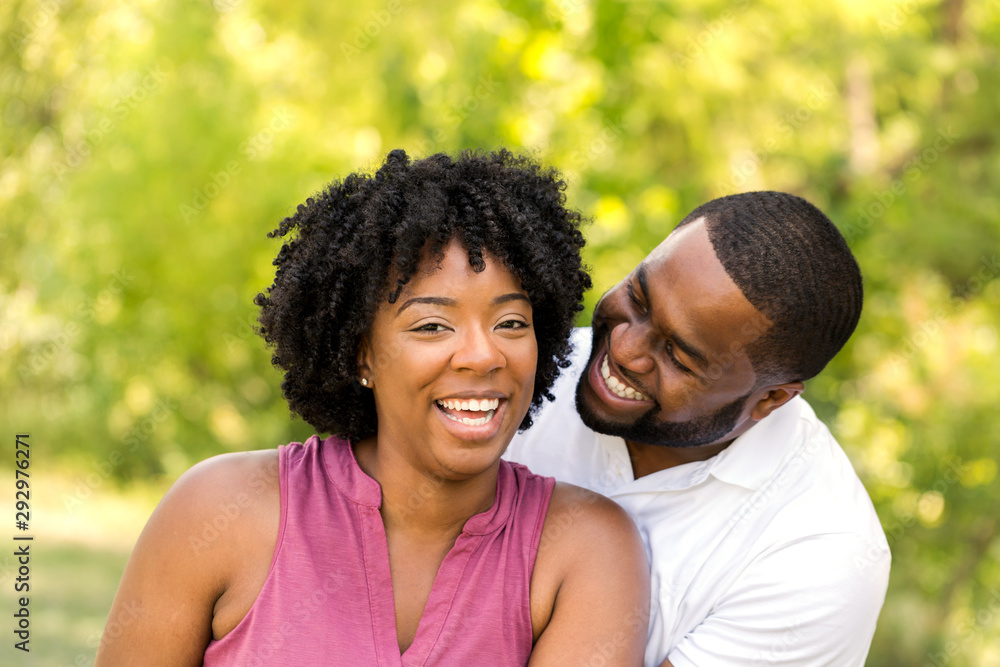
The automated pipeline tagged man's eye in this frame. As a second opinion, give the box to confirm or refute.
[627,283,646,312]
[665,342,692,374]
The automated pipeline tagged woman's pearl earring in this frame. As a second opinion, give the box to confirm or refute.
[360,378,369,387]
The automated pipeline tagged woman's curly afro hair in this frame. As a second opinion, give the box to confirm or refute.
[255,149,592,441]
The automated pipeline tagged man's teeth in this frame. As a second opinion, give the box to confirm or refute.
[601,356,646,401]
[436,398,500,426]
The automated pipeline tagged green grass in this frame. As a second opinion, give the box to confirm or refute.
[1,542,131,666]
[0,470,164,666]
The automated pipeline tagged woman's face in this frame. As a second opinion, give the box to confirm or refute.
[359,238,537,479]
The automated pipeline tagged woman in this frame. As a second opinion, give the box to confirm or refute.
[97,150,649,665]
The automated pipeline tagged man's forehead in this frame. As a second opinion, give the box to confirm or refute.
[639,217,719,286]
[636,217,773,345]
[646,216,708,261]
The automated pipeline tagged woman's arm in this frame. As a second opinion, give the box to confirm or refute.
[95,450,279,666]
[529,483,650,666]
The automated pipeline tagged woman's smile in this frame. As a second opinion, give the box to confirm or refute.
[435,397,502,426]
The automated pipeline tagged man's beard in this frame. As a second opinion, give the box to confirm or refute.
[575,343,751,449]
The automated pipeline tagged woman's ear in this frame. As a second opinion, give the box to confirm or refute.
[356,337,374,387]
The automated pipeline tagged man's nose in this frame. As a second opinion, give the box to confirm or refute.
[451,327,506,375]
[609,320,655,375]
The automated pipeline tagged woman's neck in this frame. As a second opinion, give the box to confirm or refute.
[352,437,499,541]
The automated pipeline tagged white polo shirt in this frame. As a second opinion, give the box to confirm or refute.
[505,328,890,667]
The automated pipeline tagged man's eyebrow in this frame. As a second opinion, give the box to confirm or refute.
[396,292,530,316]
[636,264,711,371]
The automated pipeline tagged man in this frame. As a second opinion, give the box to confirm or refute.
[505,191,890,667]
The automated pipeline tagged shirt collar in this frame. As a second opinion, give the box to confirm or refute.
[607,396,808,495]
[707,396,807,491]
[324,434,516,534]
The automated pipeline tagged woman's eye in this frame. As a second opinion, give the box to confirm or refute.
[414,323,447,333]
[498,319,529,330]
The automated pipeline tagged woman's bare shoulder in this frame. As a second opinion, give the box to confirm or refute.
[95,449,282,665]
[131,448,282,588]
[531,481,646,608]
[141,450,279,555]
[543,481,641,546]
[528,482,650,665]
[169,449,281,552]
[177,448,280,493]
[175,449,281,511]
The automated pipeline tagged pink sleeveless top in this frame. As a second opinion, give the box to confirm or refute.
[203,435,554,666]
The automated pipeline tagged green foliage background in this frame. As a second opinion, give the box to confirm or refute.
[2,0,998,664]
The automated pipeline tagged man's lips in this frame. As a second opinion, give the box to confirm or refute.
[588,340,653,405]
[600,354,648,400]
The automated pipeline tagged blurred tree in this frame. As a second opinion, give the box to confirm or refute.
[1,0,998,663]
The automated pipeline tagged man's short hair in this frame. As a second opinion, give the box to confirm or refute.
[676,191,863,384]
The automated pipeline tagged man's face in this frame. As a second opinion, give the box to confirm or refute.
[575,218,772,449]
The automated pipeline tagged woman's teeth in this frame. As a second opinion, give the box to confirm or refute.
[436,398,500,426]
[601,355,646,401]
[437,398,500,412]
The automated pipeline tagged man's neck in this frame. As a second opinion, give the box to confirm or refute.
[624,410,769,478]
[625,439,733,479]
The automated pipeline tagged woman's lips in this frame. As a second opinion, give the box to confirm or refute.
[435,397,501,426]
[433,397,509,440]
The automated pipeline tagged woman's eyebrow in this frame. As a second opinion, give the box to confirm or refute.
[492,292,531,306]
[396,292,529,316]
[396,296,457,316]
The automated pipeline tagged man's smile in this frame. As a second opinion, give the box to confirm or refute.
[599,354,648,401]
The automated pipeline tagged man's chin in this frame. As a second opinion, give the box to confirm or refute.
[574,376,673,445]
[574,373,749,450]
[575,387,632,438]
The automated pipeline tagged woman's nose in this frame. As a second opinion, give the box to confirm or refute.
[451,327,506,375]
